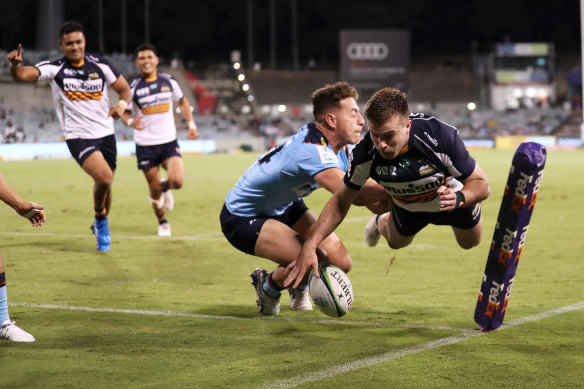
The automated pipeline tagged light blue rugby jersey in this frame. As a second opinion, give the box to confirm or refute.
[225,123,350,217]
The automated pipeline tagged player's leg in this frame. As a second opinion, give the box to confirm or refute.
[161,155,184,190]
[452,215,483,249]
[0,255,35,342]
[143,166,171,236]
[378,210,417,249]
[159,141,183,211]
[82,152,114,251]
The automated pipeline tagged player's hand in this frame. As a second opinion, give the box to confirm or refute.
[438,186,461,211]
[7,44,23,68]
[108,104,125,119]
[131,116,145,130]
[284,244,319,289]
[18,202,46,227]
[187,128,199,140]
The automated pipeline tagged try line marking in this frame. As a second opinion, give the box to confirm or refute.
[8,302,470,332]
[262,301,584,389]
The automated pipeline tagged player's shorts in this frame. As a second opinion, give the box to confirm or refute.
[220,199,309,255]
[136,139,182,171]
[392,202,482,237]
[66,134,117,171]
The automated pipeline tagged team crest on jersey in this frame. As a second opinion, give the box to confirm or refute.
[419,164,436,176]
[88,72,99,80]
[150,83,158,89]
[317,145,338,165]
[161,86,171,92]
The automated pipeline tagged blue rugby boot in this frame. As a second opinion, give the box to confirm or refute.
[90,218,111,251]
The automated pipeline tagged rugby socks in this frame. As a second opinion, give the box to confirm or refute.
[158,218,168,225]
[161,180,169,193]
[294,284,309,292]
[0,273,9,323]
[263,272,283,299]
[94,207,107,221]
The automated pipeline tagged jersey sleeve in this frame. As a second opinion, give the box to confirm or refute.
[435,123,476,180]
[93,55,121,85]
[344,133,375,190]
[35,60,59,81]
[169,77,185,102]
[297,143,343,177]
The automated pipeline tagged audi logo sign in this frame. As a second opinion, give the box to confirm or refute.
[346,42,389,60]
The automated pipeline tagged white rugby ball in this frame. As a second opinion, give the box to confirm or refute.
[309,263,353,317]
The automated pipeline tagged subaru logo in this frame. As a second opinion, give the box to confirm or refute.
[346,42,389,60]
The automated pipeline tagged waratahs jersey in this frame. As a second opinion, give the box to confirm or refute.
[225,123,350,217]
[345,113,476,213]
[128,72,184,146]
[36,54,121,140]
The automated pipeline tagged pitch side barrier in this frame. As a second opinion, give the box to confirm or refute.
[0,140,216,161]
[464,136,581,150]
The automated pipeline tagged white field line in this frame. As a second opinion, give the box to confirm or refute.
[8,302,470,331]
[262,301,584,389]
[0,231,224,241]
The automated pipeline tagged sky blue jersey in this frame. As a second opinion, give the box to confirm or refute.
[225,123,350,217]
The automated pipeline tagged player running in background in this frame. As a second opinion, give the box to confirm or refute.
[285,87,490,288]
[220,82,391,315]
[0,172,46,342]
[7,21,131,252]
[122,43,198,236]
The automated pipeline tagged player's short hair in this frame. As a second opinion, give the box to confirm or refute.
[364,88,409,128]
[311,82,358,123]
[135,43,159,59]
[59,21,84,39]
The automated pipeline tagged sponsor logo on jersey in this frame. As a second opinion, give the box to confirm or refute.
[142,104,171,115]
[136,87,150,97]
[161,86,171,92]
[423,131,438,147]
[88,72,100,79]
[317,145,339,165]
[63,78,104,101]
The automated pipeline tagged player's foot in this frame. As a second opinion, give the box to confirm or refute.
[161,178,174,211]
[288,287,313,310]
[250,268,280,315]
[91,218,111,252]
[364,214,381,247]
[0,320,35,342]
[158,221,171,236]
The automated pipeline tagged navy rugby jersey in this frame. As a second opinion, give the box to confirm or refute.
[36,54,121,140]
[225,123,350,217]
[344,113,476,213]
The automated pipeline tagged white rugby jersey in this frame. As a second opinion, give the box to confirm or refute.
[36,54,121,140]
[128,72,184,146]
[345,113,476,213]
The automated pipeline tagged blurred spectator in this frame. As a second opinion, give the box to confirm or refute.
[15,126,26,143]
[4,120,16,143]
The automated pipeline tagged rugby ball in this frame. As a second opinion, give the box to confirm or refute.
[309,263,353,317]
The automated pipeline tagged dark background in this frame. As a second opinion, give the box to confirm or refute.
[1,0,580,69]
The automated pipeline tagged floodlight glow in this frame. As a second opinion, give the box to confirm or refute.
[238,74,245,81]
[247,95,254,102]
[233,62,241,70]
[525,87,536,98]
[242,84,250,91]
[467,102,477,111]
[278,105,286,112]
[241,105,251,114]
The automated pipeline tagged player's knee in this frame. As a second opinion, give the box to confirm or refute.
[458,239,480,250]
[95,171,114,187]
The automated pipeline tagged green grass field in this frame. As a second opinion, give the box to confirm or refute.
[1,148,583,388]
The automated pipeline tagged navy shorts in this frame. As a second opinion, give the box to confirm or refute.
[220,199,309,255]
[136,139,182,170]
[66,134,117,171]
[392,202,482,236]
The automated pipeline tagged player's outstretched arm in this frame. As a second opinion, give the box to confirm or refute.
[109,75,132,119]
[0,172,46,227]
[177,97,198,140]
[7,44,40,83]
[284,183,359,288]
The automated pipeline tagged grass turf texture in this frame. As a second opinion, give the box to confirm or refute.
[0,149,583,388]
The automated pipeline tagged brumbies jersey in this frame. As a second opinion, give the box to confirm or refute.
[225,123,350,217]
[36,54,121,140]
[345,113,476,213]
[128,72,184,146]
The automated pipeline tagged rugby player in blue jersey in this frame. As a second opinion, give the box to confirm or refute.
[220,82,390,315]
[7,22,132,252]
[286,87,490,288]
[122,44,198,236]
